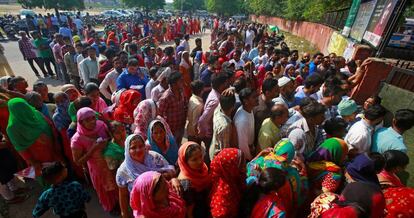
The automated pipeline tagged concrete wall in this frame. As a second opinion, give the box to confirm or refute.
[251,15,335,53]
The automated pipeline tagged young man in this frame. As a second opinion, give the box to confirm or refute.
[99,56,123,100]
[79,46,99,84]
[190,38,202,60]
[180,34,190,52]
[229,50,245,70]
[32,31,55,77]
[294,74,323,102]
[234,87,259,161]
[157,72,189,144]
[253,78,279,137]
[52,33,69,83]
[8,76,28,94]
[337,98,359,129]
[18,31,45,77]
[210,93,237,160]
[151,67,170,102]
[345,104,387,157]
[144,66,159,100]
[319,85,343,120]
[63,44,81,89]
[309,52,323,76]
[33,81,54,104]
[258,104,289,151]
[116,58,149,97]
[372,109,414,154]
[187,80,205,143]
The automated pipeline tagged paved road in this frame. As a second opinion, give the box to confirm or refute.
[4,30,211,218]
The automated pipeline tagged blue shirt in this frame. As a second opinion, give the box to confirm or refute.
[32,181,90,217]
[248,47,258,60]
[371,127,407,153]
[59,27,72,39]
[309,61,317,76]
[91,42,106,56]
[116,68,149,97]
[200,68,213,87]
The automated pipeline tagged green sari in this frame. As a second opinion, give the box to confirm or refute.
[6,98,52,151]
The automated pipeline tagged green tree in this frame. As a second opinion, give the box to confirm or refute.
[121,0,165,13]
[18,0,84,13]
[206,0,242,16]
[173,0,205,12]
[246,0,286,17]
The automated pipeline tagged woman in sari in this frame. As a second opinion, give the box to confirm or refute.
[6,98,63,176]
[146,119,178,165]
[321,182,385,218]
[210,148,246,218]
[306,138,348,195]
[61,84,81,102]
[179,51,192,98]
[113,89,141,134]
[130,171,186,218]
[177,142,211,218]
[376,150,414,218]
[70,107,118,214]
[116,133,176,218]
[133,99,157,139]
[246,139,305,216]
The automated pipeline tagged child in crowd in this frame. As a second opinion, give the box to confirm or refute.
[32,162,91,218]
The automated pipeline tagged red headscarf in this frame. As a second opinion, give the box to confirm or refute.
[114,89,141,124]
[177,142,211,192]
[130,171,186,218]
[210,148,246,218]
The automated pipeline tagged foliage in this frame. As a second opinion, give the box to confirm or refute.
[245,0,286,17]
[18,0,85,10]
[206,0,243,16]
[121,0,165,11]
[173,0,205,12]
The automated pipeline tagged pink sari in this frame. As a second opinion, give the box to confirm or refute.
[70,107,118,212]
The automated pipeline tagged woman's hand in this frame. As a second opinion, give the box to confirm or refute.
[170,178,183,196]
[92,139,107,151]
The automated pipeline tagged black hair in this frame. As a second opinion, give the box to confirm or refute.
[195,38,201,43]
[259,168,286,194]
[323,117,347,136]
[164,46,174,56]
[128,43,138,52]
[184,143,202,162]
[128,58,139,66]
[239,87,255,106]
[322,82,343,97]
[208,55,219,65]
[109,120,124,132]
[8,76,25,90]
[41,162,65,183]
[304,74,323,89]
[83,82,99,95]
[86,46,96,52]
[190,80,204,95]
[33,81,47,91]
[301,101,326,119]
[149,66,159,78]
[105,48,117,60]
[261,78,278,94]
[168,71,182,85]
[299,97,318,109]
[211,73,228,91]
[383,150,409,171]
[368,152,385,173]
[117,50,128,57]
[219,94,236,111]
[234,49,242,56]
[74,96,92,110]
[367,95,382,106]
[394,109,414,131]
[233,78,247,93]
[270,104,287,120]
[313,52,324,59]
[364,105,387,121]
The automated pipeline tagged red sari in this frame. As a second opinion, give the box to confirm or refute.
[383,187,414,218]
[251,192,287,218]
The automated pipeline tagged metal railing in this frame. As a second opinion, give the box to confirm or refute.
[321,7,350,30]
[386,66,414,92]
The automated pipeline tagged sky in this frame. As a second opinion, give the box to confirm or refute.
[165,0,173,3]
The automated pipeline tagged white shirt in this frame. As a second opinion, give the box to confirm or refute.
[345,119,374,154]
[245,29,255,47]
[234,107,255,160]
[99,68,121,99]
[180,40,190,52]
[150,84,165,102]
[79,57,99,84]
[145,78,158,99]
[229,59,245,70]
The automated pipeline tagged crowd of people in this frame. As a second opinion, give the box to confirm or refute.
[0,13,414,218]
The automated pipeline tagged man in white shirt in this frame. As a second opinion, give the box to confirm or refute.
[229,50,245,70]
[79,46,99,84]
[345,104,387,157]
[151,67,170,102]
[245,25,255,47]
[234,87,259,161]
[179,34,190,52]
[145,66,159,99]
[99,57,123,99]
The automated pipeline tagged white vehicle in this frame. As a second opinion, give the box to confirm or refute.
[115,9,133,17]
[19,9,36,19]
[101,10,125,18]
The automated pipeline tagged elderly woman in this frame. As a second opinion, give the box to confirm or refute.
[146,119,179,165]
[70,107,118,214]
[116,133,176,218]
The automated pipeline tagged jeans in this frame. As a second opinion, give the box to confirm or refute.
[27,57,47,76]
[38,57,55,76]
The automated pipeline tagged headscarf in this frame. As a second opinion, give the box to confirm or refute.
[377,169,404,188]
[72,35,81,44]
[76,107,107,137]
[61,84,81,97]
[179,51,191,69]
[309,192,340,218]
[113,89,141,124]
[106,31,118,45]
[121,134,172,180]
[284,64,296,77]
[146,119,178,165]
[52,92,71,131]
[25,91,50,118]
[210,148,245,218]
[6,98,53,151]
[177,142,211,192]
[0,76,10,89]
[346,153,380,185]
[133,99,157,138]
[322,182,385,218]
[130,171,186,218]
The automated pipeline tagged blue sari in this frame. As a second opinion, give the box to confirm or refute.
[146,118,178,165]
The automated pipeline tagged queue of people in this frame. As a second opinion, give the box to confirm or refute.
[0,15,414,218]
